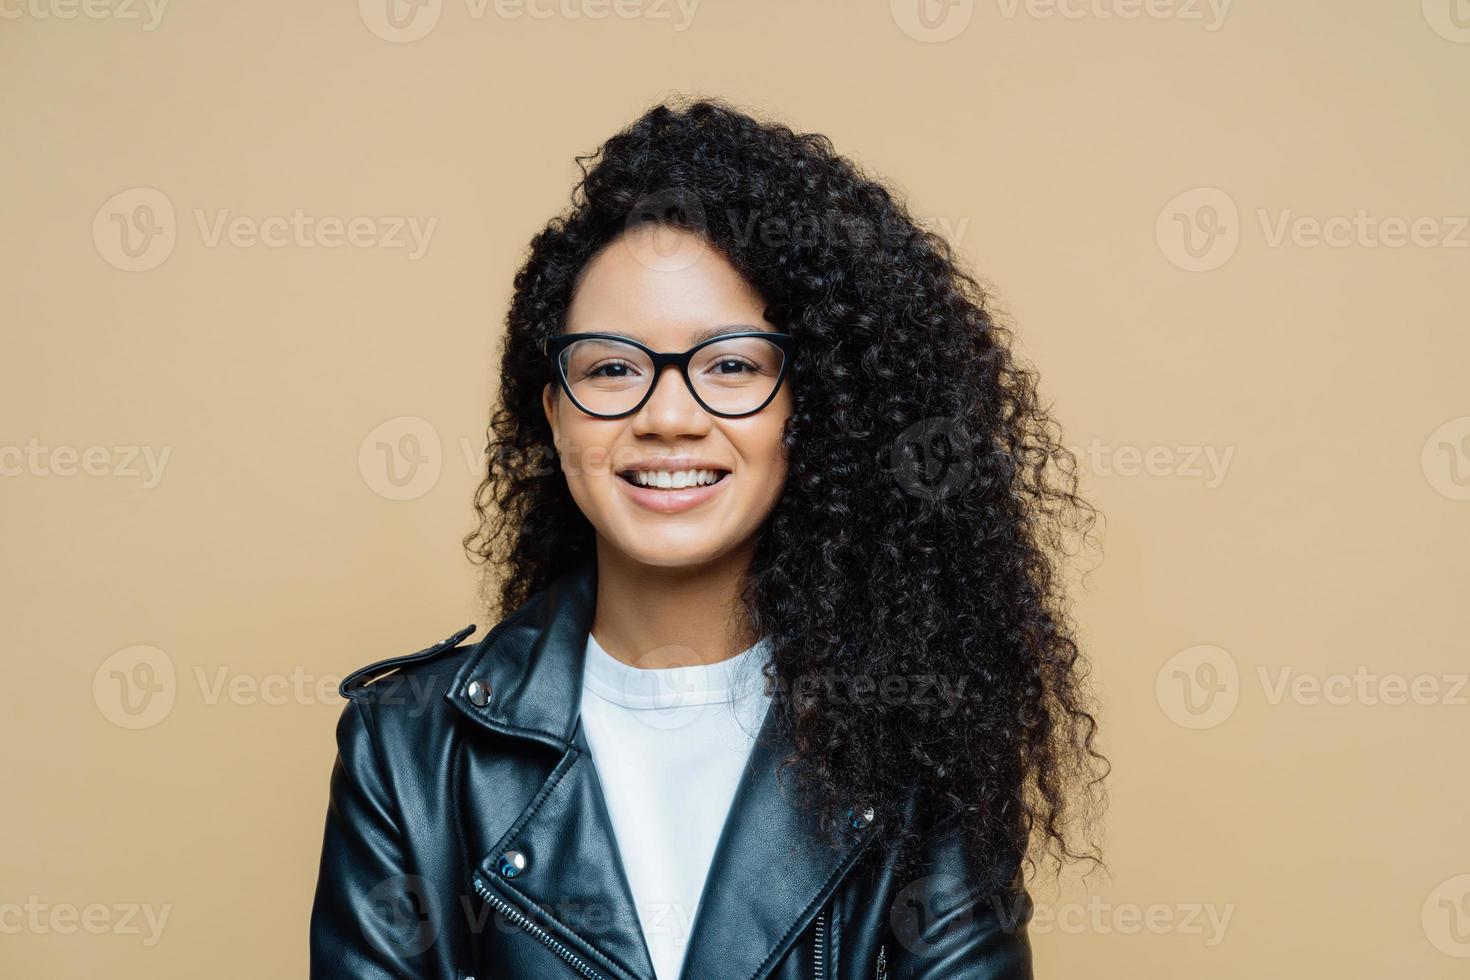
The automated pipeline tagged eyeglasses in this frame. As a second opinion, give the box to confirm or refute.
[543,330,795,419]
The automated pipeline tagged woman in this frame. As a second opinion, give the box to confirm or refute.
[310,97,1105,980]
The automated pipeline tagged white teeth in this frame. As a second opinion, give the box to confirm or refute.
[632,469,723,489]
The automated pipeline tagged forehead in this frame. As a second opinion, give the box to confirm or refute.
[565,226,774,346]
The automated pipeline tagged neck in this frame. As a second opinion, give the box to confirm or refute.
[590,541,758,669]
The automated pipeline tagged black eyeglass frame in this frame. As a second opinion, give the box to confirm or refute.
[542,330,796,420]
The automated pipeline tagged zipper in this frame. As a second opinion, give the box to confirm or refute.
[812,909,826,980]
[472,875,610,980]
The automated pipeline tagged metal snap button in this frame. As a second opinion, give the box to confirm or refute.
[848,804,875,830]
[465,678,492,707]
[497,850,527,879]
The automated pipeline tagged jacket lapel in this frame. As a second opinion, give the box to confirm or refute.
[675,703,879,980]
[446,558,658,980]
[445,557,878,980]
[476,722,659,980]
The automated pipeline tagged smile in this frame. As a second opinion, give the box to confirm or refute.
[617,468,729,489]
[614,467,732,514]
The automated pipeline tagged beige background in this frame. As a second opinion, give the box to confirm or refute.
[3,1,1469,976]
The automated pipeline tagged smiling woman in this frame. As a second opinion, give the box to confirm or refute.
[309,95,1105,980]
[539,226,797,569]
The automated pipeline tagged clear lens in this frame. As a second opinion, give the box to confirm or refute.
[558,336,786,416]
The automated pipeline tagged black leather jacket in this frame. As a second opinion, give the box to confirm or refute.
[309,557,1034,979]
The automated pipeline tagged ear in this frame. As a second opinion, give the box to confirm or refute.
[541,382,558,447]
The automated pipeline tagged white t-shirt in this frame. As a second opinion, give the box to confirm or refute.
[577,630,773,980]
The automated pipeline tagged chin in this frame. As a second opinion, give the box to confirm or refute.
[611,534,731,571]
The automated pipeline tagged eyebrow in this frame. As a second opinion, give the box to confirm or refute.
[582,323,775,345]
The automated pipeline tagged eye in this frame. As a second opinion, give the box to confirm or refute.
[585,358,640,379]
[710,357,759,375]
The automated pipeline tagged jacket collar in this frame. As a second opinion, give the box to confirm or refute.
[444,556,881,980]
[445,555,599,752]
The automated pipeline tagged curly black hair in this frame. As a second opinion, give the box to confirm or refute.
[465,95,1107,894]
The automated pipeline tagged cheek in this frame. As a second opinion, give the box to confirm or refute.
[554,416,618,497]
[732,414,791,494]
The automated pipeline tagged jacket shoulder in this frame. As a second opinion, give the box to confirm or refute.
[337,623,478,701]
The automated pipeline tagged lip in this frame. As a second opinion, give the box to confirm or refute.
[614,470,732,514]
[617,456,728,474]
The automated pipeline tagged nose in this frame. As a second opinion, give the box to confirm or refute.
[629,363,713,437]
